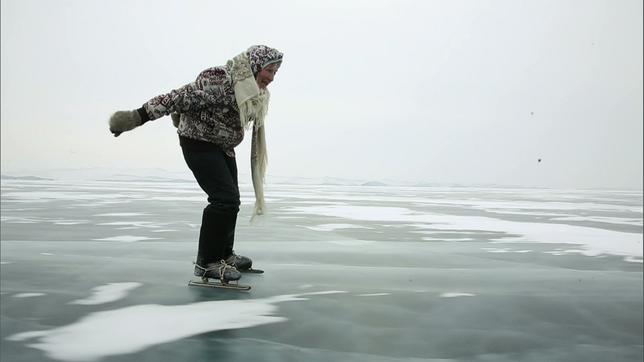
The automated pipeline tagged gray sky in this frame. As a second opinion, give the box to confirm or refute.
[1,0,642,189]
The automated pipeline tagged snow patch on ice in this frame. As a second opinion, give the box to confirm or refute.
[356,293,391,297]
[307,223,370,232]
[8,291,345,362]
[13,293,46,298]
[542,249,643,263]
[287,205,643,259]
[482,248,533,254]
[422,237,474,242]
[97,221,162,229]
[552,216,643,226]
[440,293,476,298]
[93,236,161,242]
[1,216,41,223]
[94,213,152,217]
[54,221,87,225]
[69,283,142,305]
[328,240,376,246]
[3,191,128,202]
[624,256,643,263]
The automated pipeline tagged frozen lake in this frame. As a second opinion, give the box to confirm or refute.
[1,177,642,361]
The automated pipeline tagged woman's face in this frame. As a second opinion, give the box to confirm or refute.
[256,62,280,89]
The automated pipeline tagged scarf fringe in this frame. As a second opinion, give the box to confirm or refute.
[250,124,267,220]
[230,51,270,220]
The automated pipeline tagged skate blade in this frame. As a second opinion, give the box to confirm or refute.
[241,268,264,274]
[188,279,251,291]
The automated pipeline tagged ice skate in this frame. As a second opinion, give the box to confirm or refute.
[189,260,250,291]
[226,251,264,274]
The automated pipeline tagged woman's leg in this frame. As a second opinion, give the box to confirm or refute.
[181,147,240,266]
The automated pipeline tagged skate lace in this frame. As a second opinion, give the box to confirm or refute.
[193,260,235,281]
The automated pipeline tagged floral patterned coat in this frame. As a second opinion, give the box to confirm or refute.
[142,65,243,157]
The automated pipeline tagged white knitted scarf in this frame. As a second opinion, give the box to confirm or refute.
[228,52,269,219]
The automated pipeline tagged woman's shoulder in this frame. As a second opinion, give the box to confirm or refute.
[197,66,232,83]
[195,65,236,105]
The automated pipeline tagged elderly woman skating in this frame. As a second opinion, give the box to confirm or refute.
[108,45,283,285]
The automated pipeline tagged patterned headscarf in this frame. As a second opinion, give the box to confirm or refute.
[247,45,283,76]
[227,45,283,219]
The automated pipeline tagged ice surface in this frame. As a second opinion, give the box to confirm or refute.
[1,178,642,362]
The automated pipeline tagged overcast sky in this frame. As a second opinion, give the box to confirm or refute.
[1,0,642,189]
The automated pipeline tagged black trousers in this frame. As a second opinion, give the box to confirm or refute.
[181,138,240,265]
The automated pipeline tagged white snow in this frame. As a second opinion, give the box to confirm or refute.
[1,216,41,223]
[9,291,345,362]
[482,248,533,254]
[552,215,643,226]
[286,205,643,259]
[328,240,376,246]
[306,223,370,232]
[624,256,643,263]
[93,213,152,217]
[2,191,129,202]
[54,221,87,225]
[69,283,142,305]
[97,221,161,229]
[440,293,476,298]
[13,293,46,298]
[92,236,161,242]
[356,293,391,297]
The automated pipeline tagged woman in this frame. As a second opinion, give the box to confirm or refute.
[108,45,283,283]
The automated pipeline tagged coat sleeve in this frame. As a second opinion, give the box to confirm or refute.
[141,68,232,121]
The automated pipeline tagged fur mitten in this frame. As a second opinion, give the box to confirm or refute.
[171,112,180,128]
[109,110,143,137]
